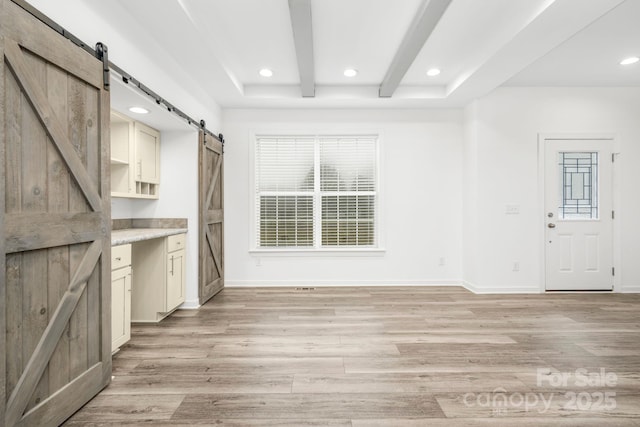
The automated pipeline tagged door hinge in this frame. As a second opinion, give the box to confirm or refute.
[612,267,615,276]
[612,153,615,162]
[612,210,615,219]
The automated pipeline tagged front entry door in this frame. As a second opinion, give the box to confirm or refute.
[544,138,613,291]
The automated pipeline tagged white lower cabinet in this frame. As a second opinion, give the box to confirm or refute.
[167,248,186,311]
[131,233,186,322]
[111,244,132,352]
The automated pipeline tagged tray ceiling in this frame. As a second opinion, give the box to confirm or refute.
[35,0,640,108]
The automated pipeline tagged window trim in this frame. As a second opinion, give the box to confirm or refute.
[249,131,384,253]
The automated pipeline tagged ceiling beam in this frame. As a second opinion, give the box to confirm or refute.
[288,0,315,97]
[379,0,452,98]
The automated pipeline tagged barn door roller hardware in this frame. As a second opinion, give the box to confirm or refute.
[199,120,225,152]
[95,42,110,91]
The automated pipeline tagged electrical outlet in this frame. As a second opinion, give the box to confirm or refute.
[439,257,445,266]
[512,261,520,272]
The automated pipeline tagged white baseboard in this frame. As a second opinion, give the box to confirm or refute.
[462,281,541,294]
[179,298,201,309]
[225,279,462,288]
[461,281,479,293]
[178,282,629,300]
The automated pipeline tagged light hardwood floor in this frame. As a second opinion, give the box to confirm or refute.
[65,287,640,426]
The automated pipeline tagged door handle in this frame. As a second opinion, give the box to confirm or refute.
[548,223,556,229]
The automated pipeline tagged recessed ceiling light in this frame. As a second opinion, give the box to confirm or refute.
[259,68,273,77]
[620,56,639,66]
[343,68,358,77]
[426,68,441,77]
[128,106,149,114]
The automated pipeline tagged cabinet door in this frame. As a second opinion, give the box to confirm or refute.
[166,249,186,311]
[111,267,132,352]
[135,122,160,184]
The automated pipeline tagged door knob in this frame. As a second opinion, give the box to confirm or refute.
[548,223,556,228]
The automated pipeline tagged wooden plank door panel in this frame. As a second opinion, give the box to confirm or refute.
[199,131,224,305]
[2,1,111,425]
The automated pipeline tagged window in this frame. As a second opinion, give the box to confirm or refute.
[557,152,598,219]
[255,135,378,249]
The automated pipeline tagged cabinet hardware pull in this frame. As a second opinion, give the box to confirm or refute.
[115,257,121,261]
[170,256,174,275]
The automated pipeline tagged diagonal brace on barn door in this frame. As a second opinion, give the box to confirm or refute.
[5,241,102,426]
[204,152,222,210]
[4,39,102,212]
[205,227,222,278]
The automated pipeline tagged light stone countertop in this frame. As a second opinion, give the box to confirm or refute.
[111,228,188,246]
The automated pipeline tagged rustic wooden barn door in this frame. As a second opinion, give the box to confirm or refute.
[1,1,111,426]
[199,130,224,304]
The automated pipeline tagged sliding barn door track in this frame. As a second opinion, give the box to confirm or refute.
[11,0,224,144]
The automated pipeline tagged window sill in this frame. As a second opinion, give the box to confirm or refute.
[249,248,386,257]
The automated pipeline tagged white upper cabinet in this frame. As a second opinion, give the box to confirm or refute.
[135,121,161,185]
[110,111,135,197]
[111,110,161,199]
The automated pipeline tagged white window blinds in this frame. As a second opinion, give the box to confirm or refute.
[256,137,315,247]
[255,135,378,249]
[320,137,376,246]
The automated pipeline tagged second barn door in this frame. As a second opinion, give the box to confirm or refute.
[199,130,224,304]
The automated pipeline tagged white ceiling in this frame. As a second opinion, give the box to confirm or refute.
[506,0,640,86]
[93,0,638,109]
[110,77,194,132]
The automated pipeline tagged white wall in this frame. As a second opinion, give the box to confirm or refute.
[112,131,201,307]
[222,109,463,287]
[27,0,640,293]
[462,101,480,288]
[463,87,640,293]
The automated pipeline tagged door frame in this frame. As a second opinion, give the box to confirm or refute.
[537,133,620,293]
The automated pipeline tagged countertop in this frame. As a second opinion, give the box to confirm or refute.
[112,228,188,246]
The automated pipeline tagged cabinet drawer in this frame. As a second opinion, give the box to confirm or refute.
[167,233,186,253]
[112,244,132,270]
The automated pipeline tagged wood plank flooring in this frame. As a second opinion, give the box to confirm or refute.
[64,287,640,426]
